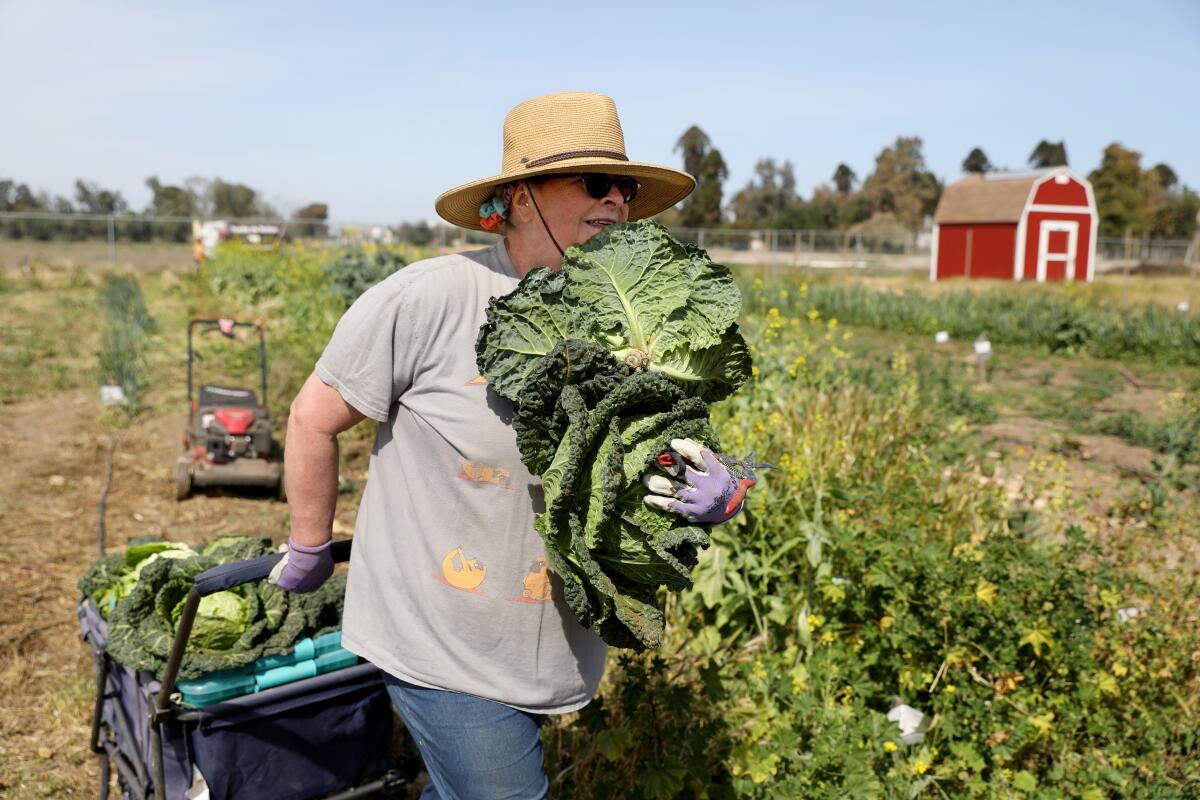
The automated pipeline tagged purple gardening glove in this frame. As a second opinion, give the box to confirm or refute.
[641,438,756,524]
[268,537,334,593]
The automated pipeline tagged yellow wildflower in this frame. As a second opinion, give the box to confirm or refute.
[975,578,998,606]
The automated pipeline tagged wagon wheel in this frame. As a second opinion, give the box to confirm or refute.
[174,460,192,501]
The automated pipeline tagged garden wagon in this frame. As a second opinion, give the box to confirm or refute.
[78,538,416,799]
[175,316,284,501]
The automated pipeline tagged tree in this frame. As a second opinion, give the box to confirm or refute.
[730,158,799,226]
[1146,163,1196,239]
[145,176,198,218]
[674,126,728,227]
[397,220,434,245]
[1088,143,1149,236]
[1151,163,1178,191]
[0,179,44,212]
[1152,187,1199,239]
[832,163,857,195]
[74,180,128,215]
[858,136,941,231]
[291,202,329,237]
[690,149,728,227]
[1029,140,1068,168]
[962,147,993,174]
[674,126,710,179]
[209,179,268,218]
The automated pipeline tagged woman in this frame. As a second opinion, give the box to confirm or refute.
[272,91,750,799]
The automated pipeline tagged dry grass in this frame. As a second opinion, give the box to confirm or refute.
[0,240,194,272]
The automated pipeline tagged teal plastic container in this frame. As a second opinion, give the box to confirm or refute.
[315,648,357,673]
[177,629,357,703]
[255,638,316,673]
[178,668,256,708]
[313,630,342,655]
[256,659,318,690]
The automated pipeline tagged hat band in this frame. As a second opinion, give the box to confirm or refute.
[523,149,629,169]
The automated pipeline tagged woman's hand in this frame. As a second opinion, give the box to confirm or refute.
[641,438,756,524]
[268,537,335,593]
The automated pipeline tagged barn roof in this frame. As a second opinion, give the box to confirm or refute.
[934,170,1055,224]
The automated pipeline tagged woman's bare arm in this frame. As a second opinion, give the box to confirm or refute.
[285,371,367,547]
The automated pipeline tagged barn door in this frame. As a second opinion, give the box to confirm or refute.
[1036,220,1079,281]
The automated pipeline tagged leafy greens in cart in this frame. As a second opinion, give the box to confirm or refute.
[476,220,753,650]
[79,535,345,679]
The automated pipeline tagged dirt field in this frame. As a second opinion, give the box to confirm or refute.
[0,264,373,797]
[1,261,1196,797]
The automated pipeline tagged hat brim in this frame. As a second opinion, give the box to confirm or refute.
[435,159,695,231]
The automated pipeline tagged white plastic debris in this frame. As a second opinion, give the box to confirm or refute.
[100,385,127,406]
[1178,301,1190,313]
[1117,607,1142,622]
[887,698,929,745]
[973,335,992,357]
[935,331,950,344]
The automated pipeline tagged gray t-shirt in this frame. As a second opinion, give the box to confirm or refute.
[315,242,607,714]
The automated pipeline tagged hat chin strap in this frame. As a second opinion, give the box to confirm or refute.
[526,183,565,258]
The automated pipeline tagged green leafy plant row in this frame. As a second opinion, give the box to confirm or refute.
[743,278,1200,365]
[97,274,155,414]
[546,309,1200,798]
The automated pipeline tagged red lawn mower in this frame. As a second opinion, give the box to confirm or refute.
[174,316,284,500]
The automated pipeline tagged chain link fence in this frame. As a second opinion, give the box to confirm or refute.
[1,212,1194,271]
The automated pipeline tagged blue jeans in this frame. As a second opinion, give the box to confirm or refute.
[383,673,549,800]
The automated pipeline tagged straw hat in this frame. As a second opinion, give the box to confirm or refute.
[435,92,695,231]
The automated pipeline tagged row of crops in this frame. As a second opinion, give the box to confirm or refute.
[176,243,1200,796]
[742,277,1200,366]
[97,274,155,414]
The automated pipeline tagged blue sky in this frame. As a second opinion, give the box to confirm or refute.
[2,1,1197,224]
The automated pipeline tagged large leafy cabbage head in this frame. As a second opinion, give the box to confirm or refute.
[477,219,751,404]
[476,221,753,650]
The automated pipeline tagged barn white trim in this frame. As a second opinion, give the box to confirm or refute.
[1028,203,1098,215]
[930,223,939,281]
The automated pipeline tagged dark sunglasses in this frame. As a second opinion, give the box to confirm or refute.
[579,173,640,203]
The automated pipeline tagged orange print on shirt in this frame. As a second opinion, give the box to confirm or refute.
[463,375,489,387]
[509,556,555,603]
[433,546,487,594]
[456,461,513,490]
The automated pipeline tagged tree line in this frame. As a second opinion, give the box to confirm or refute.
[664,131,1198,240]
[4,137,1196,244]
[0,176,328,241]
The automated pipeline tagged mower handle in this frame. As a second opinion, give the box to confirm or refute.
[186,316,269,417]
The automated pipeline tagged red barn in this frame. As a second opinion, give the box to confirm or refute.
[930,167,1098,282]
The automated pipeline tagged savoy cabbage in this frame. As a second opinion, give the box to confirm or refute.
[476,220,752,649]
[80,535,345,679]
